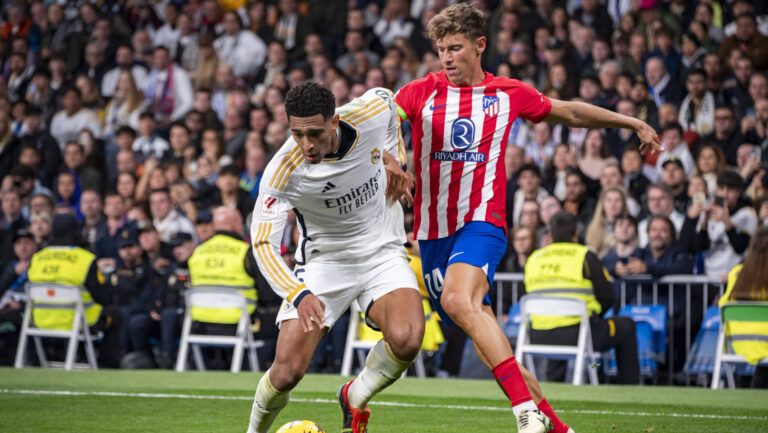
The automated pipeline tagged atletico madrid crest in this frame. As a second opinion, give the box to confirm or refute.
[483,96,499,117]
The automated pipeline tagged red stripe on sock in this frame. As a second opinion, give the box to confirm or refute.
[491,356,533,407]
[538,398,569,433]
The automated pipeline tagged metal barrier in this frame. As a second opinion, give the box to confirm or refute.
[492,272,726,384]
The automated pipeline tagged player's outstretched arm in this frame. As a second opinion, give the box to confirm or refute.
[544,99,664,155]
[383,151,415,207]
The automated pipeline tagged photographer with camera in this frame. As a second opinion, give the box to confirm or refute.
[680,171,759,280]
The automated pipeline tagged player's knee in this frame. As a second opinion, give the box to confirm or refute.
[269,360,305,391]
[387,323,423,361]
[440,290,471,320]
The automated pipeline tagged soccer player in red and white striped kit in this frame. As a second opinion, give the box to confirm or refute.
[395,4,662,432]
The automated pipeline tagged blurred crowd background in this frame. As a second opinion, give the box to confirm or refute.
[1,0,767,378]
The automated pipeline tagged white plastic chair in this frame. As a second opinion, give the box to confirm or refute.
[14,283,99,370]
[711,302,768,389]
[175,286,263,373]
[515,294,599,386]
[340,302,426,378]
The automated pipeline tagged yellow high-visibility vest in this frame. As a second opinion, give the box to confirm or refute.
[524,243,601,330]
[189,234,257,324]
[28,246,102,330]
[719,264,768,364]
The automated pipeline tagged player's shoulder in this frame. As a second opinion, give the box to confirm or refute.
[486,75,536,91]
[338,87,395,128]
[396,73,441,99]
[262,138,304,192]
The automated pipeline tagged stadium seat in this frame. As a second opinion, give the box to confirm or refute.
[515,294,599,386]
[340,302,427,378]
[175,286,263,373]
[711,302,768,390]
[14,283,99,370]
[618,305,667,377]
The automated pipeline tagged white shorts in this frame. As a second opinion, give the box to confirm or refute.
[276,248,418,329]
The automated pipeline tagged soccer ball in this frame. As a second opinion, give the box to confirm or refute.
[275,420,325,433]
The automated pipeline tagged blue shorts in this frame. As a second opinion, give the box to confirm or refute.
[418,221,507,327]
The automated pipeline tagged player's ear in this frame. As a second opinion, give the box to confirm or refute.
[330,114,340,130]
[475,36,486,56]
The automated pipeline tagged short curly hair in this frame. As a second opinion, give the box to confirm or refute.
[285,81,336,121]
[428,3,487,42]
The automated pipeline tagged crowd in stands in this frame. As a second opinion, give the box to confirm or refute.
[1,0,767,377]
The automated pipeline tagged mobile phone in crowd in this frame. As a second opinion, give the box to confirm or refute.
[693,192,706,207]
[714,196,724,207]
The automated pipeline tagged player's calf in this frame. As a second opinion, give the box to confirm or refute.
[269,357,307,391]
[346,339,418,410]
[247,369,291,433]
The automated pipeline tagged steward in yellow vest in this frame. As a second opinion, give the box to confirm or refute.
[525,211,640,385]
[27,214,109,331]
[188,208,259,324]
[718,226,768,388]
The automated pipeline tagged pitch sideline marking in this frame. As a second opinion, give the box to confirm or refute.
[1,388,766,421]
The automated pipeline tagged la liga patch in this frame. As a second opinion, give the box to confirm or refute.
[261,194,280,218]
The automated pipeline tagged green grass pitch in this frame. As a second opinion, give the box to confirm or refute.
[1,367,766,432]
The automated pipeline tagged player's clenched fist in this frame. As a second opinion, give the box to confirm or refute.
[297,293,326,333]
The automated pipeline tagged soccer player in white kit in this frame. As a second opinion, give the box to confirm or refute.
[246,82,424,433]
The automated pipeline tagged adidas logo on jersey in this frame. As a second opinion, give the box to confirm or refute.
[321,182,336,193]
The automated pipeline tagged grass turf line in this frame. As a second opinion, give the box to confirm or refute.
[1,368,766,432]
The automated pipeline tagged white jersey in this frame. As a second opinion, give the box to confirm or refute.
[250,88,408,306]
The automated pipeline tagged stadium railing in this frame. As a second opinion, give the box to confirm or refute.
[492,273,726,384]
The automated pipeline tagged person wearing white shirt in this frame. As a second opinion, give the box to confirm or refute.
[637,184,685,247]
[655,123,695,177]
[132,112,170,163]
[143,47,193,125]
[149,188,197,244]
[214,11,266,79]
[101,45,149,99]
[152,3,182,58]
[49,87,101,151]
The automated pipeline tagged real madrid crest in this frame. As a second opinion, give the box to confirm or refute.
[370,148,381,164]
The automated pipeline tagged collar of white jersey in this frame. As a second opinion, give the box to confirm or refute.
[322,119,358,161]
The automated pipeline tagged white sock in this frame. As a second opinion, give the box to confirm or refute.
[512,400,538,418]
[247,369,291,433]
[347,340,416,409]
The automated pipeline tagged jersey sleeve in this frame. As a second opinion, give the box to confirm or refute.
[512,80,552,124]
[378,88,407,165]
[250,190,310,308]
[394,74,433,122]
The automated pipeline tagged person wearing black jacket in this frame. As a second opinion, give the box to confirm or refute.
[0,229,37,364]
[127,231,195,369]
[18,106,62,189]
[679,171,759,279]
[527,211,639,384]
[106,224,160,359]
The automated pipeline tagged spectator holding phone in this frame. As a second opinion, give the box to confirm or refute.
[680,171,759,280]
[603,213,641,278]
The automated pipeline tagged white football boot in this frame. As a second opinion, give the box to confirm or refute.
[517,409,552,433]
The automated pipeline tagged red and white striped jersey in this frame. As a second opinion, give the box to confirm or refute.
[396,71,552,240]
